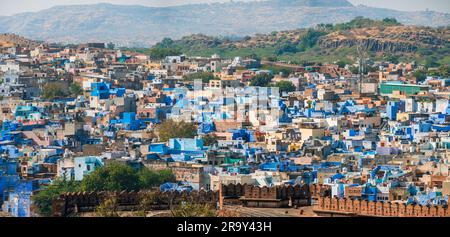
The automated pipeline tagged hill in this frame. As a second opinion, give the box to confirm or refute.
[0,0,449,46]
[140,18,450,67]
[0,33,41,48]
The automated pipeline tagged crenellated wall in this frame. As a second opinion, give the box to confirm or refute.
[52,189,219,217]
[236,183,311,208]
[309,183,332,199]
[314,197,450,217]
[52,183,313,216]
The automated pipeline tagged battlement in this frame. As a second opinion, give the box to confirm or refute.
[314,196,450,217]
[52,189,218,217]
[52,183,313,216]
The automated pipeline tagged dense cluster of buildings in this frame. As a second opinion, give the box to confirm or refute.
[0,41,449,217]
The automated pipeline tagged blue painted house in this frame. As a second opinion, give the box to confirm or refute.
[74,156,104,181]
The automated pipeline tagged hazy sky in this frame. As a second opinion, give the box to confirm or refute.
[0,0,449,16]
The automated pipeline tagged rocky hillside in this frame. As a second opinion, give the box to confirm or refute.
[0,0,449,46]
[319,26,450,53]
[0,33,41,48]
[152,21,449,54]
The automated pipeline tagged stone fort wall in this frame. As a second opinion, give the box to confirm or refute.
[314,196,450,217]
[52,183,312,216]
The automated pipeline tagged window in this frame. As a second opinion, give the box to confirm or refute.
[87,165,91,171]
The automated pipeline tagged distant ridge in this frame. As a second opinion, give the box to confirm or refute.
[272,0,354,7]
[0,0,448,47]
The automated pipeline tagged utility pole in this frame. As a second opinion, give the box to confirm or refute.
[356,43,367,96]
[218,180,223,210]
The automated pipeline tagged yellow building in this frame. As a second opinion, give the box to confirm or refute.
[288,142,303,152]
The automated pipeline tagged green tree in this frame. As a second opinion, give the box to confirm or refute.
[349,66,358,75]
[32,164,174,216]
[250,74,273,87]
[158,38,175,48]
[384,54,400,64]
[297,29,327,52]
[106,42,115,50]
[32,179,81,216]
[438,65,450,77]
[279,68,291,77]
[82,163,175,192]
[424,58,439,68]
[275,81,296,93]
[336,61,347,69]
[413,70,427,82]
[81,162,141,192]
[149,37,183,59]
[276,42,298,55]
[333,17,401,31]
[42,83,67,100]
[382,18,400,25]
[183,72,218,83]
[69,83,83,97]
[428,70,440,77]
[138,169,175,189]
[149,48,182,60]
[156,120,197,142]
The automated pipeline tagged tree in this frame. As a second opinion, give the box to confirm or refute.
[81,163,173,192]
[33,164,173,216]
[95,196,119,217]
[171,203,217,217]
[149,37,183,59]
[384,54,400,64]
[297,29,327,52]
[250,74,273,87]
[275,81,296,93]
[138,169,175,190]
[413,70,427,82]
[69,83,83,97]
[438,65,450,77]
[183,72,218,83]
[137,192,160,216]
[32,179,81,216]
[336,61,347,69]
[428,70,441,77]
[424,58,439,68]
[106,42,115,50]
[149,48,182,60]
[279,68,291,77]
[333,17,401,31]
[155,120,197,142]
[158,38,175,48]
[42,83,67,100]
[276,42,298,55]
[81,162,141,192]
[203,134,219,146]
